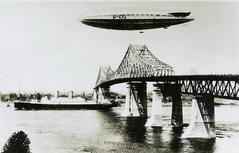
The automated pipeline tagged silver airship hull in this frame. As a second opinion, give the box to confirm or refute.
[81,18,194,30]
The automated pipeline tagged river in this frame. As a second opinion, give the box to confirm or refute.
[0,103,239,153]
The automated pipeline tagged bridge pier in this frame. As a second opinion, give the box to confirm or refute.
[121,84,134,116]
[95,87,111,104]
[182,94,215,139]
[171,85,183,127]
[93,89,97,101]
[121,82,147,117]
[145,85,163,128]
[157,83,183,127]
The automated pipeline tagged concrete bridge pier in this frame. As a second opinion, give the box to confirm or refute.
[95,87,111,104]
[182,94,215,139]
[145,85,163,128]
[93,89,97,101]
[121,84,133,116]
[121,82,147,117]
[157,83,183,127]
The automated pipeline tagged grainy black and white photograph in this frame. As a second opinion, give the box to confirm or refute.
[0,0,239,153]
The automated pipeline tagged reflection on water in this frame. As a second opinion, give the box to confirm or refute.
[189,139,216,153]
[0,104,239,153]
[124,117,147,143]
[169,127,183,153]
[98,108,218,153]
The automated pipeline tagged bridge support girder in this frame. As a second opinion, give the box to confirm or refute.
[145,85,163,128]
[156,83,183,127]
[121,82,147,117]
[182,94,215,139]
[196,94,215,128]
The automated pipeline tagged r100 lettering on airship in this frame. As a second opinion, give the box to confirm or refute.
[113,15,126,19]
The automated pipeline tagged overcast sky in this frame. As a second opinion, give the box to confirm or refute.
[0,1,238,93]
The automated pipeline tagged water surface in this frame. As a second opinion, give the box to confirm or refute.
[0,103,239,153]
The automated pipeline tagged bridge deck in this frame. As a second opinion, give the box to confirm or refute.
[96,75,239,87]
[96,75,239,100]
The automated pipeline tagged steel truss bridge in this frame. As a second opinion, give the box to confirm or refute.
[94,44,239,132]
[95,44,239,101]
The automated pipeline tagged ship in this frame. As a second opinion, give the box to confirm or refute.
[14,97,113,110]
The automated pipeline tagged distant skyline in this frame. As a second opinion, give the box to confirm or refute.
[0,1,238,92]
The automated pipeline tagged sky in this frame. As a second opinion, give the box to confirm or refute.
[0,1,238,93]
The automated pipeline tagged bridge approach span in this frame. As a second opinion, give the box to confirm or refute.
[96,74,239,100]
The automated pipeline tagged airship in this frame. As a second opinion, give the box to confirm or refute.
[81,12,194,30]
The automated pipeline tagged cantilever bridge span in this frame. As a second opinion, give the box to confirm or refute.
[94,44,239,138]
[95,44,239,101]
